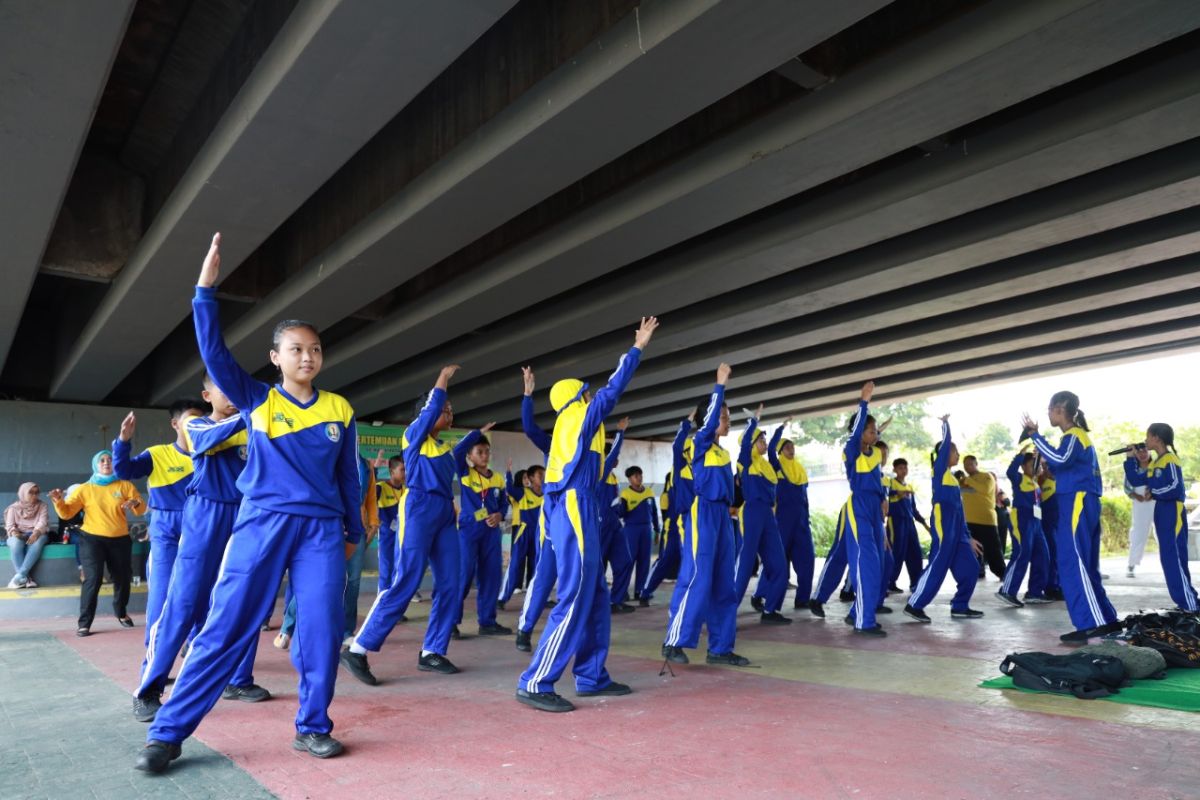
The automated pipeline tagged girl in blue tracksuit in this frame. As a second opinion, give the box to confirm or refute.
[1125,423,1197,612]
[738,415,790,623]
[601,425,633,610]
[137,233,363,773]
[905,416,984,623]
[615,466,659,604]
[343,368,483,681]
[641,418,692,604]
[499,464,543,609]
[133,376,264,721]
[456,436,511,635]
[1024,391,1119,641]
[662,364,749,666]
[775,432,814,609]
[997,442,1051,606]
[516,317,658,713]
[885,459,927,593]
[1038,466,1063,599]
[375,456,406,594]
[839,383,888,635]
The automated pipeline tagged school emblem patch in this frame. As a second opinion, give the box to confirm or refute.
[237,446,248,461]
[325,423,340,443]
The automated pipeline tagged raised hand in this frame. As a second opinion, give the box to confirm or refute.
[521,366,535,396]
[371,449,386,468]
[716,362,732,385]
[506,457,513,472]
[878,415,893,432]
[436,364,461,390]
[480,421,497,434]
[197,233,221,288]
[634,316,659,350]
[860,381,875,403]
[938,414,951,424]
[687,408,697,423]
[1019,412,1038,433]
[118,411,136,442]
[617,416,630,432]
[48,488,64,503]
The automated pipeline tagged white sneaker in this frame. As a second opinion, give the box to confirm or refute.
[273,633,291,650]
[1127,567,1136,578]
[413,592,424,604]
[7,576,25,589]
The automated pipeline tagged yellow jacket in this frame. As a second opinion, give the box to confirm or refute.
[53,481,147,538]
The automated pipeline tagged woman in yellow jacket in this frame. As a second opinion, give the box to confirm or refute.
[50,450,147,637]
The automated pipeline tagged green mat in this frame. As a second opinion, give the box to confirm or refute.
[980,668,1200,712]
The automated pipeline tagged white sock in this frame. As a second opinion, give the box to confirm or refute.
[349,642,367,655]
[420,650,434,658]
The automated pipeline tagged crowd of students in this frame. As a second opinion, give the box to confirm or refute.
[20,232,1194,773]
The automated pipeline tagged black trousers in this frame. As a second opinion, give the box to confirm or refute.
[967,522,1006,580]
[78,531,132,629]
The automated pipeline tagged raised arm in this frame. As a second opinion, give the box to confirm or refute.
[582,318,658,438]
[693,364,731,459]
[520,395,552,457]
[933,416,951,482]
[767,423,785,471]
[671,417,692,476]
[603,427,626,480]
[112,413,153,479]
[451,427,486,475]
[194,234,266,411]
[1006,450,1025,490]
[738,417,758,469]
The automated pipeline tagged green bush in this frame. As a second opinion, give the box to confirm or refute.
[1099,495,1132,555]
[811,510,838,554]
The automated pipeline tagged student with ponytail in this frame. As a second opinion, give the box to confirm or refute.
[1124,423,1197,612]
[1022,391,1120,643]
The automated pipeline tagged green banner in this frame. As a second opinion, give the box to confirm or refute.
[357,424,473,478]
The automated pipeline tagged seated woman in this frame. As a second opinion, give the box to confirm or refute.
[5,482,49,588]
[49,451,147,636]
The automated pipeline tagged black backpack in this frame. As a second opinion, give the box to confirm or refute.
[999,651,1128,699]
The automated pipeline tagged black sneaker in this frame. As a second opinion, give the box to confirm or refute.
[339,648,378,686]
[1044,587,1065,601]
[750,596,765,613]
[887,584,904,595]
[760,612,792,625]
[222,684,271,702]
[1022,594,1053,604]
[546,599,557,608]
[478,623,513,636]
[516,688,575,713]
[995,591,1024,608]
[134,740,181,773]
[638,597,650,608]
[1059,621,1123,644]
[876,605,893,614]
[662,645,689,664]
[843,614,856,626]
[292,732,343,759]
[838,589,856,602]
[418,653,460,674]
[705,651,751,666]
[610,603,636,614]
[450,625,462,640]
[496,601,507,612]
[576,681,632,697]
[515,630,532,652]
[903,604,931,623]
[808,599,825,618]
[951,608,985,619]
[132,693,161,723]
[853,624,887,637]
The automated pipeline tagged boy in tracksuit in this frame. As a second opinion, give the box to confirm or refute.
[808,502,850,618]
[375,456,406,594]
[600,425,634,611]
[840,383,887,636]
[516,317,658,712]
[615,466,659,605]
[885,459,927,593]
[639,417,691,605]
[113,400,207,645]
[341,368,484,682]
[997,441,1051,606]
[456,436,511,636]
[514,370,555,653]
[662,364,750,666]
[775,433,814,610]
[499,464,544,610]
[737,416,790,624]
[132,377,262,721]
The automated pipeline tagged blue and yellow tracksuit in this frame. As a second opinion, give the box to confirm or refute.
[149,287,363,746]
[910,419,979,613]
[500,473,543,604]
[775,446,813,605]
[516,396,556,637]
[736,420,788,613]
[457,465,509,627]
[354,390,480,657]
[1001,445,1050,599]
[839,402,887,630]
[375,481,405,593]
[136,413,252,700]
[885,477,926,591]
[615,484,659,603]
[518,347,643,694]
[664,386,739,654]
[814,501,850,604]
[1039,475,1062,593]
[1125,453,1197,611]
[648,421,692,602]
[113,438,193,644]
[599,432,633,605]
[1031,427,1117,631]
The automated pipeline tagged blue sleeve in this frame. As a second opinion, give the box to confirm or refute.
[505,470,521,502]
[1031,431,1081,469]
[406,387,446,456]
[913,502,927,525]
[185,414,246,454]
[112,438,152,480]
[767,424,784,471]
[672,418,691,475]
[581,347,642,441]
[1006,452,1024,491]
[497,479,510,518]
[693,385,725,460]
[933,418,951,485]
[1147,462,1184,497]
[338,419,365,543]
[452,429,483,476]
[604,430,625,480]
[651,498,660,534]
[521,395,551,457]
[616,494,629,520]
[1123,457,1146,486]
[738,418,757,469]
[845,400,868,461]
[193,286,268,412]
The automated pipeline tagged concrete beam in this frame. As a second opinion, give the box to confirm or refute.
[0,0,133,374]
[150,0,890,404]
[50,0,515,401]
[343,12,1200,416]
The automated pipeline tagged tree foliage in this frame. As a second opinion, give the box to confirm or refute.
[788,400,934,452]
[965,421,1015,461]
